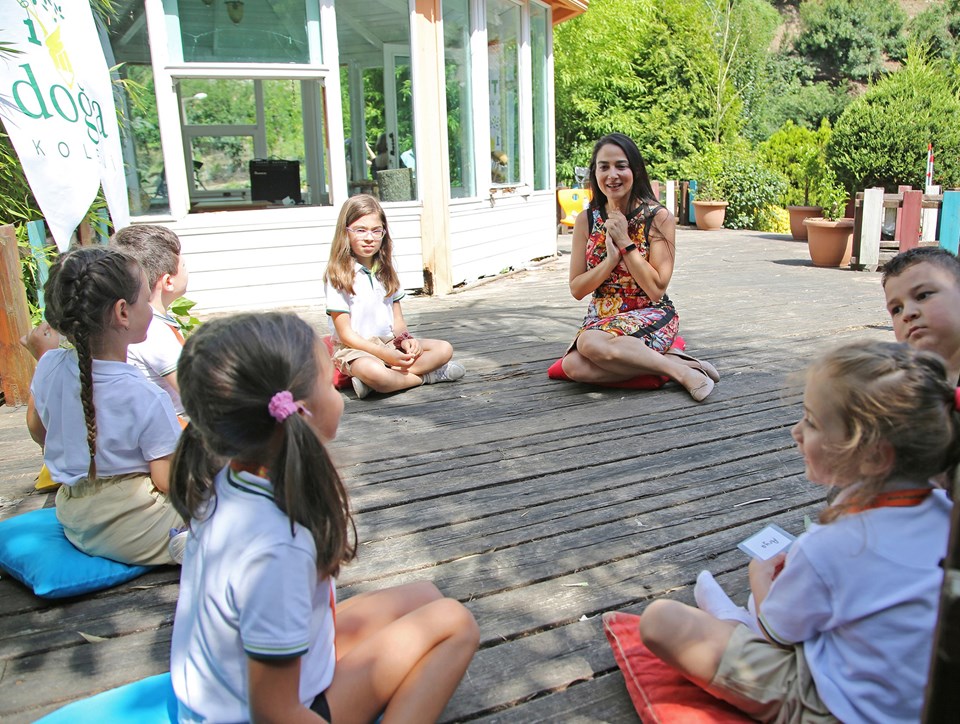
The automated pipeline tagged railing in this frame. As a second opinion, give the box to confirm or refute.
[852,185,960,270]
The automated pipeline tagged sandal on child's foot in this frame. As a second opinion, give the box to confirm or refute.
[665,348,720,382]
[422,361,465,385]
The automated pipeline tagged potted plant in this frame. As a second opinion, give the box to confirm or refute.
[803,170,853,268]
[686,145,728,230]
[786,147,824,240]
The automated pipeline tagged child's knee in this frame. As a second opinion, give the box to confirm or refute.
[640,599,683,654]
[435,598,479,646]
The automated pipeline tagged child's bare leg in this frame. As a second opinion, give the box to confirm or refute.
[349,356,423,393]
[326,597,479,724]
[640,599,738,685]
[335,581,444,658]
[406,338,453,376]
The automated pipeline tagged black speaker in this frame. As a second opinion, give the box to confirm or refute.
[249,159,302,203]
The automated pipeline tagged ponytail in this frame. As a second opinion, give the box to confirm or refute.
[170,423,223,523]
[174,312,357,576]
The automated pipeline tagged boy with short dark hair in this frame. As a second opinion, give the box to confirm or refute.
[882,246,960,385]
[111,225,190,415]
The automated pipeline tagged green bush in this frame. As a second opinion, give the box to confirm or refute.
[717,149,788,230]
[826,46,960,192]
[758,119,832,207]
[794,0,906,81]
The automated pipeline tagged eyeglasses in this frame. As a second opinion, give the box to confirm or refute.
[346,226,386,240]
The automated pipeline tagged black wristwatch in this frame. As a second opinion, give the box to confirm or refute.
[621,243,637,255]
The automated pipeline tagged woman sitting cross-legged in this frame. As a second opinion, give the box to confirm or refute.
[562,133,718,402]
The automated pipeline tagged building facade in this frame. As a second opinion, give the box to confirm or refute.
[106,0,586,310]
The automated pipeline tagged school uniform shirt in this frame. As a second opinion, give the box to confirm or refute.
[30,348,181,485]
[325,262,405,341]
[170,467,336,723]
[758,489,951,724]
[127,310,185,414]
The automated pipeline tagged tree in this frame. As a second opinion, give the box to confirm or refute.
[826,44,960,192]
[553,0,778,182]
[793,0,906,82]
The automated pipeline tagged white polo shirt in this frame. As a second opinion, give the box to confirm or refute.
[325,262,405,340]
[759,489,951,723]
[171,467,336,723]
[127,310,185,414]
[30,348,181,485]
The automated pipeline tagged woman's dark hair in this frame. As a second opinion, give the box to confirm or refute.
[44,246,142,480]
[588,133,657,211]
[170,312,356,577]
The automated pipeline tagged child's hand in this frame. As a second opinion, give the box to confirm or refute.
[20,322,60,361]
[400,336,422,359]
[383,347,417,370]
[748,551,787,612]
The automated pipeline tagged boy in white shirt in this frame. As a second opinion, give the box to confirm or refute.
[111,225,190,418]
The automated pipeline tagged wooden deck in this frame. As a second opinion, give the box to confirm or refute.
[0,228,892,723]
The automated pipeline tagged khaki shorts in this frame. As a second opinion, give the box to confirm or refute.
[56,474,185,566]
[332,336,393,374]
[704,625,838,724]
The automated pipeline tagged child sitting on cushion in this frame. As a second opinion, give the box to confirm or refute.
[323,194,464,399]
[25,247,185,565]
[640,341,958,723]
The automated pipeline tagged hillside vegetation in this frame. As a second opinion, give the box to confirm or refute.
[555,0,960,230]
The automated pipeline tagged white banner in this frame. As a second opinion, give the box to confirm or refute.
[0,0,129,251]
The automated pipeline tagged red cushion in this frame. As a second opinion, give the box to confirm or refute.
[548,337,686,390]
[321,335,353,390]
[602,611,752,723]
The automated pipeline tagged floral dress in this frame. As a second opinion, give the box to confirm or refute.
[570,203,679,353]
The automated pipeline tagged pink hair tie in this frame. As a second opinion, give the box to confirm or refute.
[955,387,960,412]
[268,391,299,422]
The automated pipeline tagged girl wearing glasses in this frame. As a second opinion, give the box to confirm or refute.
[324,195,465,399]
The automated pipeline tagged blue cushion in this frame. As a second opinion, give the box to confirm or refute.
[0,508,152,598]
[35,672,176,723]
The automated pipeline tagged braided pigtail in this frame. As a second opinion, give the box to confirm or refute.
[43,247,142,481]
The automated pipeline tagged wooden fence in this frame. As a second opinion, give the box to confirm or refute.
[852,185,960,271]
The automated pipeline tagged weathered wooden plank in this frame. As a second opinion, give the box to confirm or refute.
[0,229,893,721]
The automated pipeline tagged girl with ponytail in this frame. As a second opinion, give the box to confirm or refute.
[169,312,478,723]
[26,246,185,564]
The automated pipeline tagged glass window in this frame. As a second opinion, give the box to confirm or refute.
[486,0,520,186]
[176,78,330,208]
[531,3,550,191]
[337,0,416,201]
[105,7,168,215]
[443,0,475,198]
[172,0,310,64]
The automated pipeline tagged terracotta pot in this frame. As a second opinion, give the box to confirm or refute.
[804,217,854,268]
[786,205,823,240]
[692,200,728,230]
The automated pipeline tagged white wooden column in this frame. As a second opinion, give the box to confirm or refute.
[412,0,453,294]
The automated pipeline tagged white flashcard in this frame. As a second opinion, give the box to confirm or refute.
[737,524,796,561]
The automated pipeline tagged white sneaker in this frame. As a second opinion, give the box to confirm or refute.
[168,527,189,565]
[422,361,465,385]
[351,376,372,399]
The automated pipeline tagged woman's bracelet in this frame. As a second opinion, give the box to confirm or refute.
[622,243,637,255]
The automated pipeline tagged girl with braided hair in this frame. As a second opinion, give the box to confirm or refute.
[26,246,186,565]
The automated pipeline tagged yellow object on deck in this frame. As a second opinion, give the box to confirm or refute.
[558,188,592,228]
